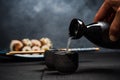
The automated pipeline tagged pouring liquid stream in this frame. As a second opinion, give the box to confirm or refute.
[65,37,100,53]
[66,37,72,52]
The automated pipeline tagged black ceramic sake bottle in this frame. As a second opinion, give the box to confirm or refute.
[69,18,120,49]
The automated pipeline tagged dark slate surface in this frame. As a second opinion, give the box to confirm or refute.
[0,49,120,80]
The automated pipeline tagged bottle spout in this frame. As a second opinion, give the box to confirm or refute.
[69,18,86,39]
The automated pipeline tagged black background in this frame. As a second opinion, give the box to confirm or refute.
[0,0,103,50]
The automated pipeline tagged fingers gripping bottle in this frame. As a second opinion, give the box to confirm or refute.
[69,18,120,49]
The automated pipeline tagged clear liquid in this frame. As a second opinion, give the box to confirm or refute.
[66,37,72,52]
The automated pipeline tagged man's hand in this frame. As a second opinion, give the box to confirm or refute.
[94,0,120,41]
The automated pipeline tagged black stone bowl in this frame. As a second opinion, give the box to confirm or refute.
[44,50,58,70]
[44,50,79,73]
[54,51,79,74]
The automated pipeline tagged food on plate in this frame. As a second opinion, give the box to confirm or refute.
[10,37,53,53]
[32,46,41,51]
[22,38,32,46]
[40,37,53,48]
[10,40,23,51]
[31,39,41,47]
[41,45,50,51]
[22,46,32,51]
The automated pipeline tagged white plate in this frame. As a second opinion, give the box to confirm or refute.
[6,51,45,58]
[14,54,44,58]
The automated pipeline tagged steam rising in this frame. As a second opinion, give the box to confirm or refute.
[0,0,103,49]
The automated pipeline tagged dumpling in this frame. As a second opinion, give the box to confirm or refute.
[22,38,32,46]
[22,46,32,51]
[31,39,41,47]
[10,40,23,51]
